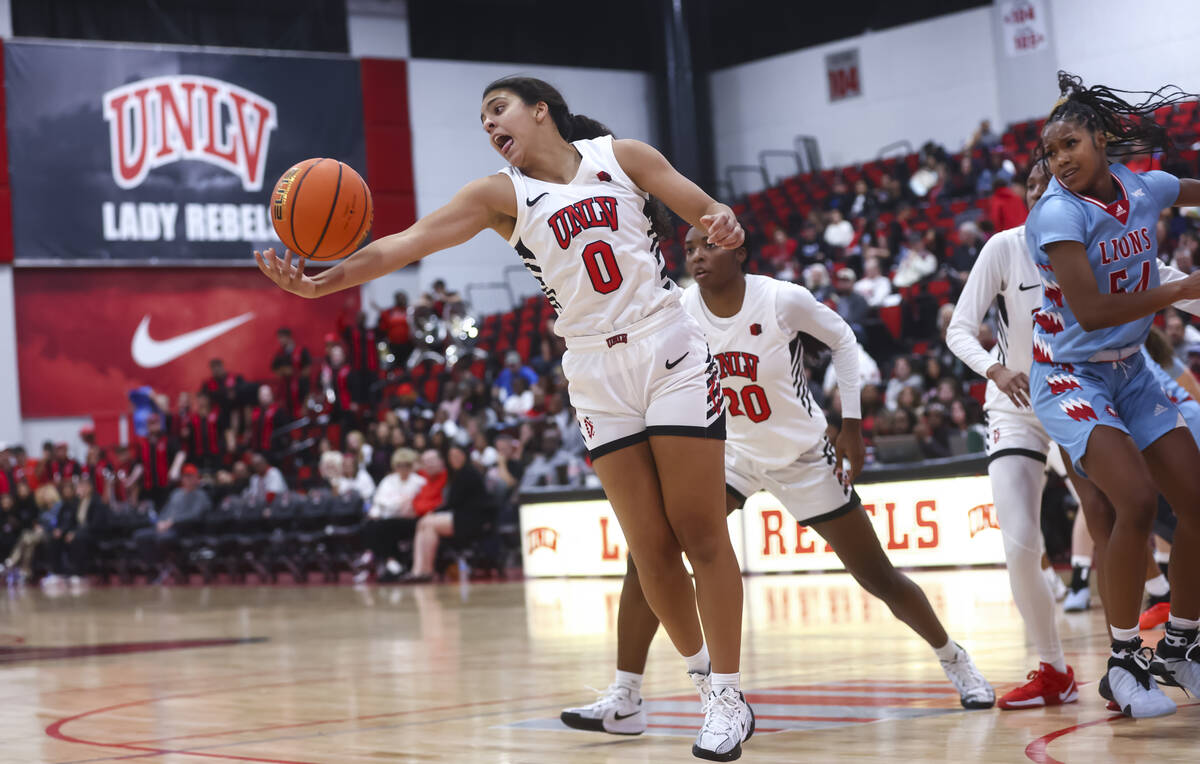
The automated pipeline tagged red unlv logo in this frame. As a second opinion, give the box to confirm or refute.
[103,76,278,192]
[967,503,1000,538]
[526,526,559,555]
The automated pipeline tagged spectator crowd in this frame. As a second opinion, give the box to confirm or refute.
[1,280,595,587]
[8,114,1200,587]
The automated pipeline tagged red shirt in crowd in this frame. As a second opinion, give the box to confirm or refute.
[190,409,223,460]
[412,471,448,517]
[987,185,1028,232]
[378,307,411,346]
[137,434,175,493]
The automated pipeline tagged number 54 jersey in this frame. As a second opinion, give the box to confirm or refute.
[500,134,678,339]
[682,275,861,470]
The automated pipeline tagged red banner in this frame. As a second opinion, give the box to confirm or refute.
[14,268,358,419]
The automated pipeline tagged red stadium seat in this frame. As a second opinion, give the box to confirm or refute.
[879,304,902,339]
[968,381,987,405]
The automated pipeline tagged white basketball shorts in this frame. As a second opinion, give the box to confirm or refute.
[984,406,1051,465]
[724,435,859,526]
[562,304,725,459]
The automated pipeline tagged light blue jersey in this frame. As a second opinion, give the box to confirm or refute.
[1025,163,1180,363]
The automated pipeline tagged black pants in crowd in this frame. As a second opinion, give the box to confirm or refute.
[132,527,179,570]
[364,517,417,563]
[48,529,95,576]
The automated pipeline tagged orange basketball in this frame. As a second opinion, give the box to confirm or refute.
[270,158,373,261]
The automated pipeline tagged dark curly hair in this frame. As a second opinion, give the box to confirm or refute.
[1038,71,1198,165]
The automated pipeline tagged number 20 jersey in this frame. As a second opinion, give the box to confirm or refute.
[682,275,826,470]
[499,135,678,339]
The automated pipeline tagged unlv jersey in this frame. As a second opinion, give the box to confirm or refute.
[682,276,832,470]
[500,135,677,338]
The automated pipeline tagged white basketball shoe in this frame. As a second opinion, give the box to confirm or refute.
[1100,637,1176,718]
[692,687,754,762]
[560,683,646,735]
[939,643,996,708]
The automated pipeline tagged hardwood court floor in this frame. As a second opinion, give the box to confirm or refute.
[2,569,1197,764]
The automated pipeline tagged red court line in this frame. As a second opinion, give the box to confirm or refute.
[1024,701,1200,764]
[652,690,959,707]
[651,711,875,723]
[742,692,958,707]
[647,723,786,733]
[772,684,958,696]
[47,676,584,754]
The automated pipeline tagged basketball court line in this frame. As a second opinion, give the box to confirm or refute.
[501,681,968,738]
[1024,701,1200,764]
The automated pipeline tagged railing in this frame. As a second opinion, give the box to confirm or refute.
[724,164,770,198]
[464,280,516,316]
[794,135,822,172]
[876,139,915,159]
[758,149,804,186]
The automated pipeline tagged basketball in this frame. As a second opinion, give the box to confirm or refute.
[270,158,373,261]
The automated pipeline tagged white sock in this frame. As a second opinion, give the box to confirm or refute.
[711,671,740,692]
[1144,574,1170,598]
[1070,555,1092,570]
[1168,613,1200,632]
[1154,549,1171,565]
[1046,657,1068,673]
[933,639,959,662]
[614,669,643,693]
[683,644,710,675]
[1110,624,1140,644]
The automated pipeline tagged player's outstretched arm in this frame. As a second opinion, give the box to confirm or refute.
[1047,240,1200,330]
[1157,262,1200,318]
[1174,178,1200,207]
[612,139,743,249]
[255,174,516,299]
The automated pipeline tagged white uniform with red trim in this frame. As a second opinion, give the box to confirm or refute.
[500,135,722,457]
[683,275,863,525]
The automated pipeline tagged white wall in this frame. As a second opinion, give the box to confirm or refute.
[346,0,409,60]
[405,59,657,314]
[709,8,1000,193]
[1051,0,1200,95]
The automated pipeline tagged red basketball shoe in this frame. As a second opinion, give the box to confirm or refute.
[997,663,1079,710]
[1139,599,1171,630]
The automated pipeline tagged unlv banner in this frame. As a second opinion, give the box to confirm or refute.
[520,475,1003,577]
[4,40,367,264]
[13,268,357,418]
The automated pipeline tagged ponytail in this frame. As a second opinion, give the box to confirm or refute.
[564,113,611,141]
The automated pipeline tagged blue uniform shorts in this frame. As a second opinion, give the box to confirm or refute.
[1031,352,1186,478]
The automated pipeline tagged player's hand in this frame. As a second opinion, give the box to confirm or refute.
[1178,270,1200,300]
[254,247,319,299]
[700,209,745,250]
[835,418,866,487]
[986,363,1030,408]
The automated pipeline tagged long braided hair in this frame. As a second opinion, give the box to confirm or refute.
[1038,71,1199,166]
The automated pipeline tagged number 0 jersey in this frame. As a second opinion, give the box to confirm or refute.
[682,275,861,470]
[500,135,677,338]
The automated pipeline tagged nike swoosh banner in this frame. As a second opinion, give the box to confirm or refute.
[13,268,355,417]
[4,39,368,263]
